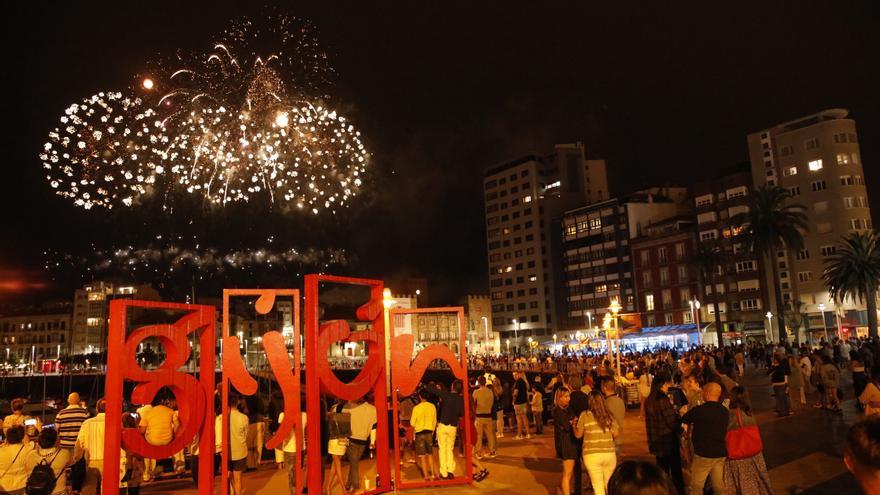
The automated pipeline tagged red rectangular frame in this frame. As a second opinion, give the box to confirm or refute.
[304,274,392,494]
[104,300,216,495]
[389,306,473,490]
[220,289,301,495]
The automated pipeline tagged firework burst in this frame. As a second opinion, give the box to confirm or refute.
[40,14,368,213]
[39,92,165,209]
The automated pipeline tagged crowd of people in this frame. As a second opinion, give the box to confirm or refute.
[1,336,879,495]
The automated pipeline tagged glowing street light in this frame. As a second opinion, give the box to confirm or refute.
[766,311,774,341]
[609,298,622,377]
[553,334,557,346]
[818,303,829,342]
[142,78,154,90]
[481,316,490,353]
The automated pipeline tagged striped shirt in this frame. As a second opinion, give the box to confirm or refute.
[576,411,616,455]
[55,405,90,449]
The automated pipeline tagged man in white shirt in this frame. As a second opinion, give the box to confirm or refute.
[74,399,126,495]
[345,396,377,491]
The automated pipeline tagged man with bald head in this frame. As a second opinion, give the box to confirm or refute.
[681,382,728,495]
[56,392,91,451]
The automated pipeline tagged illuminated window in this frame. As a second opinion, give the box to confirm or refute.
[784,166,798,176]
[87,292,105,301]
[836,153,850,165]
[645,293,655,311]
[808,159,823,171]
[87,318,102,327]
[523,195,532,203]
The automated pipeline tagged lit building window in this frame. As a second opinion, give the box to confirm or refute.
[523,195,532,203]
[808,159,823,171]
[645,293,655,311]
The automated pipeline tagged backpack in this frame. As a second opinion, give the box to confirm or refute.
[26,449,61,495]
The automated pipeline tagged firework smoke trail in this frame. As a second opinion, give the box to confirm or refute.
[44,243,349,284]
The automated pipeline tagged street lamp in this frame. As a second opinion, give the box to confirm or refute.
[586,311,593,331]
[766,311,773,342]
[602,313,613,362]
[689,299,702,345]
[506,339,510,354]
[609,298,622,377]
[818,303,829,342]
[383,288,395,392]
[553,334,557,346]
[481,316,490,354]
[527,336,533,355]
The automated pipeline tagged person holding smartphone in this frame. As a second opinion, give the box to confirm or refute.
[2,398,41,443]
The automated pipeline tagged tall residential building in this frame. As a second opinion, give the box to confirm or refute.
[71,281,160,355]
[747,109,874,338]
[692,164,772,342]
[631,217,700,329]
[484,142,608,350]
[560,187,689,333]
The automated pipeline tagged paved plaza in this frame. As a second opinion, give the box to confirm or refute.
[140,366,864,495]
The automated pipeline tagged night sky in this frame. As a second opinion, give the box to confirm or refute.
[3,1,878,305]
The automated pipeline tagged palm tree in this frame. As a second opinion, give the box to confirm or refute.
[731,186,809,343]
[692,240,728,347]
[784,299,808,346]
[823,231,880,339]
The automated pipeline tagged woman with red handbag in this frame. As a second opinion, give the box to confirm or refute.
[724,387,775,494]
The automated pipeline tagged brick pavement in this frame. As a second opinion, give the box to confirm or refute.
[141,364,866,494]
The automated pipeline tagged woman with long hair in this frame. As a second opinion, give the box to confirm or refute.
[552,389,579,495]
[324,399,351,495]
[725,386,775,494]
[643,372,684,494]
[574,391,619,495]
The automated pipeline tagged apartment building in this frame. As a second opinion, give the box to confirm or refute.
[560,187,689,333]
[631,217,700,329]
[71,281,160,355]
[484,142,608,350]
[747,109,874,337]
[692,164,773,341]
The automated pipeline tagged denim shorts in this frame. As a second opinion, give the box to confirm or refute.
[414,431,434,456]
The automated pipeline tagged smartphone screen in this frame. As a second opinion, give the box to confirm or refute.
[25,418,37,426]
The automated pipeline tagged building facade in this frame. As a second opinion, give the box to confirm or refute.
[464,295,499,354]
[631,218,700,330]
[484,142,608,350]
[747,109,875,338]
[71,281,161,355]
[560,187,689,333]
[0,310,72,365]
[692,165,772,342]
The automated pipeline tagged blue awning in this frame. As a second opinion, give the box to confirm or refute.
[622,324,709,339]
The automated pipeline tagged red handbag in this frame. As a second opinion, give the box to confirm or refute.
[725,409,763,460]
